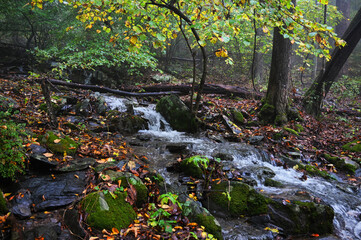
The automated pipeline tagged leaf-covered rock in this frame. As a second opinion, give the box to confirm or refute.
[39,131,79,155]
[103,171,148,207]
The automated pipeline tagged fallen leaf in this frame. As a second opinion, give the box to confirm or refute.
[43,153,53,157]
[54,139,61,143]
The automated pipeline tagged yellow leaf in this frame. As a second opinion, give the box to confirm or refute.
[262,26,269,33]
[43,153,53,158]
[130,36,138,45]
[44,211,51,214]
[96,29,101,33]
[74,174,79,179]
[54,139,61,143]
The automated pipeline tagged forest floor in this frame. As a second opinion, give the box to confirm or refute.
[0,74,361,239]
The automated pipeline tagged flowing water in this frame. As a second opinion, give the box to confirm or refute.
[104,95,361,240]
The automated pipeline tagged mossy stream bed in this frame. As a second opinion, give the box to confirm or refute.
[104,95,361,240]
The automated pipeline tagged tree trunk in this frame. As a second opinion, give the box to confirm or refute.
[40,79,57,127]
[303,7,361,116]
[258,26,292,125]
[336,0,351,76]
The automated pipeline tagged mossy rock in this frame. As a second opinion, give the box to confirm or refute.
[342,139,361,153]
[103,171,148,207]
[182,197,223,240]
[230,109,245,125]
[206,181,268,217]
[258,103,275,124]
[180,156,209,179]
[264,178,284,188]
[40,131,79,155]
[195,213,223,240]
[81,191,136,231]
[323,154,357,174]
[0,189,8,214]
[283,127,299,136]
[268,200,334,235]
[297,164,332,179]
[110,114,148,134]
[156,95,198,133]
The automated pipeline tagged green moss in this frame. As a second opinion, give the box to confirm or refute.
[0,189,8,214]
[104,171,148,207]
[264,178,284,188]
[40,131,79,155]
[283,127,299,136]
[180,155,209,179]
[275,113,288,126]
[195,213,223,240]
[342,139,361,153]
[297,164,332,179]
[209,182,268,217]
[272,131,284,140]
[295,124,304,133]
[231,109,244,125]
[293,201,334,234]
[81,191,136,231]
[156,95,198,133]
[258,103,275,123]
[323,154,357,175]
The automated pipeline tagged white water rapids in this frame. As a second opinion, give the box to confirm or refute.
[104,94,361,240]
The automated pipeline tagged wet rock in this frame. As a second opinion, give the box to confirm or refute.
[80,191,136,231]
[20,171,86,212]
[29,154,58,170]
[75,99,92,117]
[212,152,233,161]
[10,189,32,218]
[241,166,275,180]
[268,200,334,235]
[281,155,301,168]
[110,114,148,134]
[264,178,284,188]
[57,158,96,172]
[64,208,86,238]
[0,188,8,214]
[205,181,268,218]
[248,136,264,145]
[0,94,20,112]
[24,224,61,240]
[29,144,47,155]
[156,95,198,133]
[39,131,79,156]
[182,197,223,240]
[103,171,148,207]
[166,143,188,154]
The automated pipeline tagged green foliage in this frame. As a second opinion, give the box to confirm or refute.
[0,111,26,180]
[180,155,210,179]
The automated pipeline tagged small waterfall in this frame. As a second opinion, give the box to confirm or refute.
[103,94,361,240]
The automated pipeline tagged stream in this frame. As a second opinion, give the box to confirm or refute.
[104,94,361,240]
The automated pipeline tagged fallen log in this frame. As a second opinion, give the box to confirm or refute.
[46,79,183,97]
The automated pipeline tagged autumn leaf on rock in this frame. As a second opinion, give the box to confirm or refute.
[53,139,61,143]
[126,184,137,205]
[43,153,53,157]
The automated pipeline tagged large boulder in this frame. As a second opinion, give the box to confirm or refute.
[205,181,268,218]
[342,139,361,153]
[80,191,136,231]
[109,113,148,134]
[156,95,198,133]
[268,200,334,235]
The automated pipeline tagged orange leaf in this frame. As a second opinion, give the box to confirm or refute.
[53,139,61,143]
[43,153,53,157]
[111,227,119,235]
